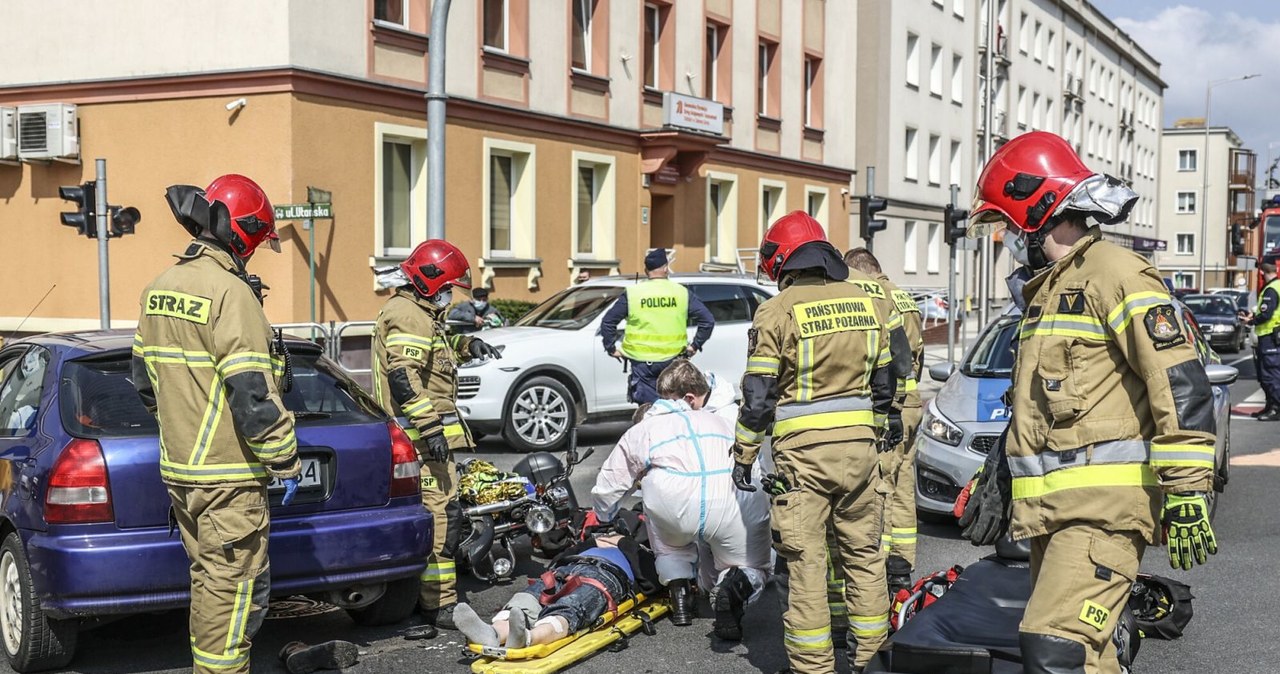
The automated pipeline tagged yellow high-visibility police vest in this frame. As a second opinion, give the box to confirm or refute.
[620,279,689,362]
[1257,279,1280,337]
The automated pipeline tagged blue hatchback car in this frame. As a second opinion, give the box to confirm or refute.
[0,331,431,672]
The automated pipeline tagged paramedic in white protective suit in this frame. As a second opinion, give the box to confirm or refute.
[591,359,771,642]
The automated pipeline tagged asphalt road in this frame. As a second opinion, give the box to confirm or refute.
[21,351,1277,674]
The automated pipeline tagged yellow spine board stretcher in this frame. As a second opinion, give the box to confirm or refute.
[469,595,670,674]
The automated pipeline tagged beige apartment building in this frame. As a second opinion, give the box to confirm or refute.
[0,0,855,332]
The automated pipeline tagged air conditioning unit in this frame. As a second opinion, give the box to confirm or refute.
[17,103,79,162]
[0,107,15,163]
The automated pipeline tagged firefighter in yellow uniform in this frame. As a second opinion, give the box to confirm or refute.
[732,212,907,673]
[845,248,926,593]
[372,240,502,630]
[967,132,1218,673]
[133,176,303,674]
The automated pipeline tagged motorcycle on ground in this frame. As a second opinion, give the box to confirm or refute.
[455,429,594,583]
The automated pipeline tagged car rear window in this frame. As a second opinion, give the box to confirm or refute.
[689,284,753,323]
[963,317,1019,378]
[61,350,386,438]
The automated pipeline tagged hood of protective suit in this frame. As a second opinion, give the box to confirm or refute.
[703,371,739,422]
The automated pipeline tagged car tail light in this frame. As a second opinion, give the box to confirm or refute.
[388,423,422,498]
[45,438,114,525]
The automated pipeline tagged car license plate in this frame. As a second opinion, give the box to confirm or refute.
[268,457,324,492]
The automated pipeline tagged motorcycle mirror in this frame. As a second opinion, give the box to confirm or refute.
[577,446,595,464]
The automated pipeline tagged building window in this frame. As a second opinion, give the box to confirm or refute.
[929,44,943,96]
[706,173,738,264]
[951,54,963,103]
[1046,98,1055,133]
[484,0,507,51]
[1173,271,1195,289]
[757,41,777,117]
[1032,92,1042,129]
[806,186,829,231]
[905,33,920,88]
[949,140,961,187]
[484,139,536,258]
[375,123,428,258]
[1033,21,1043,61]
[643,3,660,88]
[904,221,918,273]
[953,0,964,17]
[705,24,719,100]
[571,0,591,71]
[1016,86,1027,128]
[1178,149,1198,172]
[572,152,617,259]
[1047,30,1057,69]
[1176,233,1195,255]
[1018,12,1028,53]
[760,181,787,238]
[904,127,919,181]
[374,0,407,26]
[927,134,941,186]
[1176,192,1197,215]
[927,222,941,273]
[804,57,822,127]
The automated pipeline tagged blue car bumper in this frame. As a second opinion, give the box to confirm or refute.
[24,502,431,620]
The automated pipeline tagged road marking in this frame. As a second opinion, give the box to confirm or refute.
[1231,448,1280,467]
[1225,353,1255,368]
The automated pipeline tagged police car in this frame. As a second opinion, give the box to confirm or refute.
[455,274,775,452]
[915,302,1236,517]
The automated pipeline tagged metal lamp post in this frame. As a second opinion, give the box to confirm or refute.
[1199,73,1260,288]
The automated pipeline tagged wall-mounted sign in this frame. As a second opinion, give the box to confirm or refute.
[663,92,725,136]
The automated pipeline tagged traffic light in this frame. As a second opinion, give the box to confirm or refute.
[110,206,140,238]
[59,182,97,237]
[1231,221,1246,256]
[944,203,970,247]
[859,196,888,242]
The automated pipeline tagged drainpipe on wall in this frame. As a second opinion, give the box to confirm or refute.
[427,0,453,240]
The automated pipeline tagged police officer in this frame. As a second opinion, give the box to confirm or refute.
[731,211,906,673]
[599,248,715,404]
[132,175,307,673]
[372,240,502,630]
[1244,262,1280,419]
[969,132,1218,673]
[845,247,925,594]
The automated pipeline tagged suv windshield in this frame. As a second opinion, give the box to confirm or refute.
[963,316,1020,378]
[516,286,625,330]
[61,349,385,438]
[1182,296,1236,316]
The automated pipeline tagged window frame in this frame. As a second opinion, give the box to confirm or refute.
[1176,191,1197,215]
[373,122,428,259]
[373,0,409,27]
[1176,233,1195,255]
[904,221,919,273]
[904,127,919,182]
[1178,149,1199,172]
[483,137,538,259]
[705,23,719,100]
[483,0,509,52]
[571,0,592,72]
[926,222,942,273]
[805,185,830,232]
[757,39,778,118]
[759,179,788,240]
[570,150,618,261]
[929,43,943,96]
[0,346,51,438]
[950,53,963,104]
[927,134,941,186]
[706,171,739,265]
[643,3,661,89]
[905,33,920,88]
[803,56,823,128]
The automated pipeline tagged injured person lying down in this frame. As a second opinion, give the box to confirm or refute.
[454,526,660,649]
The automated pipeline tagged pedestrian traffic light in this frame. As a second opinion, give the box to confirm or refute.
[859,196,888,242]
[944,204,970,247]
[58,182,97,238]
[1231,221,1246,256]
[109,205,140,238]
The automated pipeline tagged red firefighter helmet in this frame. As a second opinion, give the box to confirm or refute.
[401,240,472,297]
[204,174,279,258]
[758,211,828,281]
[971,131,1095,234]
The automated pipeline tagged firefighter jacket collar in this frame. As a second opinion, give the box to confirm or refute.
[175,239,242,275]
[1020,226,1103,305]
[395,286,447,317]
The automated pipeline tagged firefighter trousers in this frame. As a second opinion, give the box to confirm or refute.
[1021,524,1146,674]
[419,455,460,610]
[167,484,270,674]
[771,440,888,672]
[881,405,924,566]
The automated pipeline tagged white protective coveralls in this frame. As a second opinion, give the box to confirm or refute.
[591,396,771,599]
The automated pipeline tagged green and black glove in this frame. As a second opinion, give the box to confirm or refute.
[1163,493,1217,571]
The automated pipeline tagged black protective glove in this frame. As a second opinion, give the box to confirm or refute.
[879,416,904,453]
[731,461,756,492]
[469,339,502,360]
[423,429,450,463]
[957,425,1012,546]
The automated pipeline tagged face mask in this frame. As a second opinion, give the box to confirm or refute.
[1005,227,1031,267]
[472,300,488,310]
[429,288,453,309]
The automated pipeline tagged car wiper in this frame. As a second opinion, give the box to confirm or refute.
[291,411,333,419]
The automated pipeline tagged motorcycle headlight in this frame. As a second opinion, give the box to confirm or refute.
[526,504,556,534]
[921,406,964,447]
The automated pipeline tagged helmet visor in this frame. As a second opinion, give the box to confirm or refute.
[965,199,1011,238]
[450,268,473,290]
[265,236,281,254]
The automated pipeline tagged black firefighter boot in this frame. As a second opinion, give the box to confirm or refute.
[712,567,755,641]
[886,555,913,598]
[668,579,696,626]
[279,640,360,674]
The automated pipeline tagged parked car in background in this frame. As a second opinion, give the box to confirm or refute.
[1208,287,1258,349]
[1182,293,1248,353]
[0,332,431,672]
[455,274,776,452]
[914,302,1234,518]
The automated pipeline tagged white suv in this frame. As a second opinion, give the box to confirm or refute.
[456,274,776,452]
